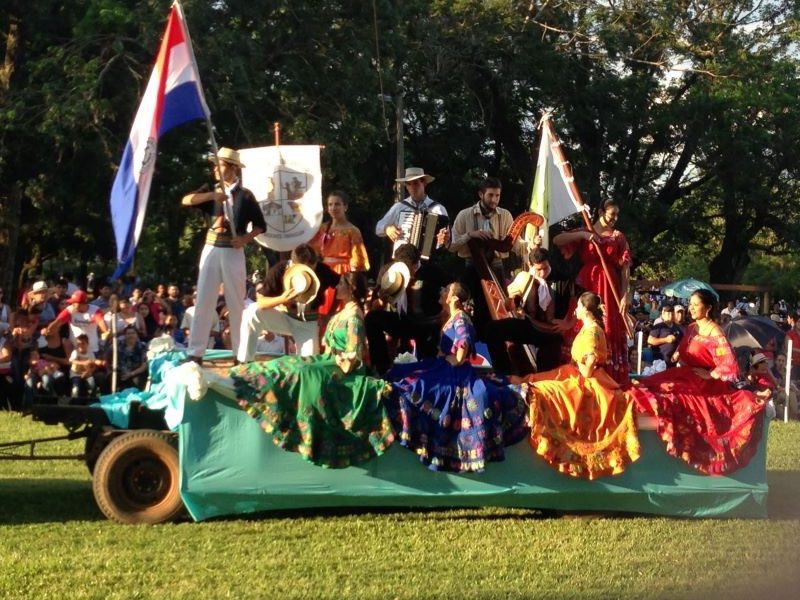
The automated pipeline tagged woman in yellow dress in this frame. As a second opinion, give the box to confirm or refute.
[309,191,370,275]
[512,291,640,479]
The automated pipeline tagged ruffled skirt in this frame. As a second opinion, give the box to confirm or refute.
[386,359,527,472]
[526,365,640,480]
[628,366,765,475]
[230,355,394,468]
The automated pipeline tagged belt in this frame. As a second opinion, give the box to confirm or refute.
[205,229,233,248]
[323,257,348,264]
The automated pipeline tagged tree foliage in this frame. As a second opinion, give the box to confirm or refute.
[1,0,799,297]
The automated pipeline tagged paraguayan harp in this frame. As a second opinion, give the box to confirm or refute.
[468,211,546,374]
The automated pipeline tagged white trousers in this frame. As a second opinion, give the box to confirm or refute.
[188,244,246,359]
[237,303,319,362]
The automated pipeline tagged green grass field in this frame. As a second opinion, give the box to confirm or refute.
[1,412,799,600]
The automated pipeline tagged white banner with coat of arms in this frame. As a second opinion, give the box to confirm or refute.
[238,145,323,251]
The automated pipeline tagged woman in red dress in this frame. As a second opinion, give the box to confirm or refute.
[553,200,631,384]
[628,289,766,475]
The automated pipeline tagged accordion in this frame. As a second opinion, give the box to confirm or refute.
[409,212,444,260]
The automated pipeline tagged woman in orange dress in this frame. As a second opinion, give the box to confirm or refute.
[512,291,640,480]
[309,191,370,275]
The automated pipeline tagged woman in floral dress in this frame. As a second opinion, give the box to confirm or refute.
[229,272,393,468]
[385,282,527,472]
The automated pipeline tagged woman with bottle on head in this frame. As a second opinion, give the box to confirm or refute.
[309,191,370,275]
[553,200,632,384]
[385,282,527,472]
[512,292,641,480]
[229,272,393,468]
[628,289,766,474]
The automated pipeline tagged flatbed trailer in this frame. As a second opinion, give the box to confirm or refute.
[2,364,770,524]
[1,399,182,524]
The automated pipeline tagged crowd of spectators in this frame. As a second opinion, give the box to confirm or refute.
[0,274,271,410]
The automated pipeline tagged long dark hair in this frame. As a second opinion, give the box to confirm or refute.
[448,282,473,316]
[692,289,718,319]
[579,291,604,322]
[341,272,368,308]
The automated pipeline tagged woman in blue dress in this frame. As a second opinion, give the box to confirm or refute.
[385,282,527,472]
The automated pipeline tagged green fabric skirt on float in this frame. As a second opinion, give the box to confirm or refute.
[230,355,394,469]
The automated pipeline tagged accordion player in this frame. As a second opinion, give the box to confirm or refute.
[376,167,450,258]
[376,198,450,259]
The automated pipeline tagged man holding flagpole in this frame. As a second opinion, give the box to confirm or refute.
[107,2,263,365]
[182,148,265,365]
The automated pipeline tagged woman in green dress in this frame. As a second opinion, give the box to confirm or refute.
[229,272,394,468]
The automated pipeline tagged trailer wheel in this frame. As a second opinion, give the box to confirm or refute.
[92,430,183,524]
[84,429,109,475]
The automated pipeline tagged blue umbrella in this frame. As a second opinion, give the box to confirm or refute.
[661,278,719,300]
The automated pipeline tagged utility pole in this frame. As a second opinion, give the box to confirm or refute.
[395,92,404,203]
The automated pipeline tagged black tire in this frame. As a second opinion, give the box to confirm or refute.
[84,429,109,475]
[92,430,183,524]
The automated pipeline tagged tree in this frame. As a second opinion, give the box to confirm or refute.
[2,0,799,298]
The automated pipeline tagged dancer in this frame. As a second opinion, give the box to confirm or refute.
[308,190,370,274]
[553,200,631,383]
[385,282,527,472]
[230,272,394,468]
[628,289,766,475]
[237,244,339,361]
[182,147,266,365]
[513,292,640,480]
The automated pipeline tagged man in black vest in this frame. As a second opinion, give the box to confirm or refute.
[181,147,266,365]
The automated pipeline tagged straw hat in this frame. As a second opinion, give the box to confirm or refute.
[395,167,435,184]
[282,264,320,305]
[750,352,768,367]
[209,147,245,168]
[378,262,411,303]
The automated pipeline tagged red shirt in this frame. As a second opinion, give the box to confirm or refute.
[787,330,800,366]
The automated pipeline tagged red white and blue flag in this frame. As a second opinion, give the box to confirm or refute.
[110,1,210,277]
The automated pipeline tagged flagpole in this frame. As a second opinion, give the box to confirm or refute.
[541,115,633,339]
[172,1,224,176]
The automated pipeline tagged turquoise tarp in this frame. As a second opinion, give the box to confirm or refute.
[177,380,768,521]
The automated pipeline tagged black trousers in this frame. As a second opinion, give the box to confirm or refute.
[483,317,563,375]
[365,310,440,375]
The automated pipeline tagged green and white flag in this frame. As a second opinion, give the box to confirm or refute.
[528,116,585,248]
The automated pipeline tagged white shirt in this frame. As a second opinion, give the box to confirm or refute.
[69,348,96,378]
[375,196,448,255]
[60,307,103,353]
